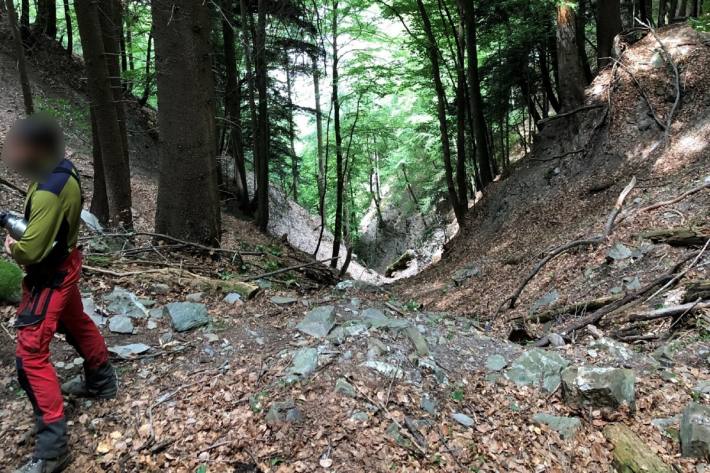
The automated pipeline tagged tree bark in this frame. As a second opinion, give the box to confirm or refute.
[75,0,132,227]
[285,55,299,202]
[415,0,465,225]
[62,0,72,53]
[330,0,344,267]
[312,53,325,212]
[152,0,220,243]
[138,28,153,105]
[458,0,493,188]
[597,0,622,69]
[556,3,587,111]
[89,109,109,222]
[221,0,249,207]
[5,0,34,115]
[254,0,270,231]
[35,0,57,39]
[538,44,560,113]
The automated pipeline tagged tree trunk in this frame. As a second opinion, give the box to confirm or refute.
[89,109,109,223]
[221,0,249,207]
[556,3,587,111]
[5,0,34,115]
[575,0,592,83]
[416,0,465,225]
[139,28,153,105]
[312,53,325,213]
[455,42,468,215]
[240,0,258,216]
[20,0,30,41]
[538,44,560,113]
[597,0,622,69]
[75,0,132,226]
[62,0,72,53]
[35,0,57,38]
[152,0,220,243]
[254,0,269,231]
[330,0,344,267]
[285,55,299,202]
[458,0,493,188]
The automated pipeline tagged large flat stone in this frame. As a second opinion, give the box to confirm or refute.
[561,366,635,411]
[296,306,335,338]
[361,308,409,329]
[166,302,210,332]
[108,316,134,334]
[103,287,148,318]
[505,348,570,392]
[532,413,581,440]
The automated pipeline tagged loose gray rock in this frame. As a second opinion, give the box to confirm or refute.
[452,265,480,285]
[421,395,438,415]
[532,413,581,440]
[335,280,354,291]
[531,290,559,313]
[266,400,302,425]
[404,325,429,356]
[361,308,409,329]
[386,422,412,448]
[223,293,242,305]
[271,295,298,305]
[103,287,148,318]
[692,380,710,397]
[362,360,404,379]
[505,348,570,392]
[548,333,566,347]
[288,347,319,378]
[561,366,635,410]
[146,320,158,330]
[83,296,107,327]
[680,402,710,458]
[166,302,210,332]
[607,243,633,262]
[185,292,204,302]
[108,343,151,359]
[485,354,507,372]
[148,307,166,319]
[350,411,369,422]
[108,316,134,334]
[296,305,335,338]
[452,413,474,427]
[335,378,356,397]
[150,283,170,295]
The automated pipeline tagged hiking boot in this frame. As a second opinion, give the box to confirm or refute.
[13,453,72,473]
[61,362,117,399]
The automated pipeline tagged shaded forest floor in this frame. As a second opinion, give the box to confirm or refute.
[0,23,709,473]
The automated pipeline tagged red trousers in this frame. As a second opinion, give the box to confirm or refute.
[15,249,109,457]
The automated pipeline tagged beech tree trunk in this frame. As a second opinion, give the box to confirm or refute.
[89,110,109,222]
[5,0,34,115]
[35,0,57,38]
[330,0,344,267]
[556,3,587,111]
[254,0,270,231]
[597,0,622,69]
[62,0,72,53]
[75,0,133,226]
[152,0,220,243]
[221,0,249,207]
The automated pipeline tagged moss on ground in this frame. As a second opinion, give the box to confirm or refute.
[0,259,23,304]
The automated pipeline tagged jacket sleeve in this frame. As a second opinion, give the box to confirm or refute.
[11,191,63,266]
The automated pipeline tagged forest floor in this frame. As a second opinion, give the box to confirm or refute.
[0,23,709,473]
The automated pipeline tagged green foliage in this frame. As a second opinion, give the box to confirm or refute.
[690,13,710,32]
[0,259,23,304]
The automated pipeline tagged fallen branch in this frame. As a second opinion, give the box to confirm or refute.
[537,103,606,126]
[0,177,26,196]
[243,257,337,281]
[626,300,709,322]
[505,177,636,309]
[639,19,681,142]
[508,295,623,325]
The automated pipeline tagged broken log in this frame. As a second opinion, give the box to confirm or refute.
[684,280,710,303]
[639,228,709,247]
[603,424,674,473]
[385,250,415,277]
[509,295,623,324]
[625,301,710,323]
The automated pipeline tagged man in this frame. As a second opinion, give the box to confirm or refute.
[2,116,117,473]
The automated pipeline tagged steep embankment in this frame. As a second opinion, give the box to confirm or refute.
[399,24,709,325]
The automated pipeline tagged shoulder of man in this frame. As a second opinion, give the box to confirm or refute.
[36,159,79,197]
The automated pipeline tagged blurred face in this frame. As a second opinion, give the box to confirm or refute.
[1,133,53,178]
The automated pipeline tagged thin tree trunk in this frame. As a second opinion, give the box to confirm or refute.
[330,0,344,267]
[457,0,493,188]
[416,0,465,225]
[152,0,220,243]
[538,45,560,112]
[556,2,587,111]
[89,109,109,222]
[575,0,592,83]
[254,0,269,230]
[62,0,72,53]
[221,0,249,206]
[20,0,30,41]
[75,0,132,226]
[139,28,153,106]
[35,0,57,38]
[312,54,325,212]
[597,0,622,69]
[285,55,299,202]
[5,0,34,115]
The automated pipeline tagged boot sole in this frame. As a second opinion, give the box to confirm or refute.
[51,453,73,473]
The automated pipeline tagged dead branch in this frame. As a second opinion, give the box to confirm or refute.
[616,179,709,226]
[243,257,338,281]
[537,103,606,126]
[626,300,709,322]
[0,177,26,196]
[506,177,636,309]
[638,19,681,142]
[606,57,666,130]
[643,238,709,303]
